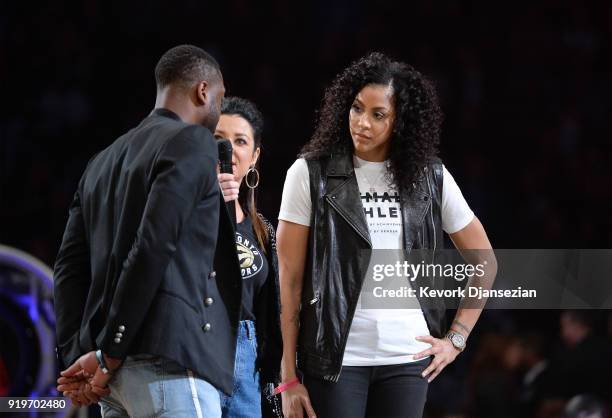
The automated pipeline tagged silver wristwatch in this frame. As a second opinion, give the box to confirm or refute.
[446,331,467,351]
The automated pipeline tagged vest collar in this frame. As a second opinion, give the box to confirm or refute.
[325,153,354,177]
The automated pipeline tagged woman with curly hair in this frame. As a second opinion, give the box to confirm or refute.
[276,52,495,418]
[215,97,283,418]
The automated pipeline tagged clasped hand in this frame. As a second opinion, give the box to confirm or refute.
[56,351,113,407]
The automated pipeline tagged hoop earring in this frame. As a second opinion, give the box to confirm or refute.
[246,166,260,189]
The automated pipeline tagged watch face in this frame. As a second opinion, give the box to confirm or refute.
[451,333,465,347]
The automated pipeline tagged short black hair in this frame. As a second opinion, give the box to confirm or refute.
[220,97,264,146]
[154,45,221,90]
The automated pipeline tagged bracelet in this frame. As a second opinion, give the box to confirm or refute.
[272,377,300,395]
[95,349,111,375]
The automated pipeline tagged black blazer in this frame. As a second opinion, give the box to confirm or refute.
[54,108,242,394]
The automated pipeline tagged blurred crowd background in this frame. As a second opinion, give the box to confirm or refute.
[1,1,612,417]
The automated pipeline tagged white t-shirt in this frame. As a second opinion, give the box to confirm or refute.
[279,156,474,366]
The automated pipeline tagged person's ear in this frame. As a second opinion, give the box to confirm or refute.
[196,81,208,105]
[251,147,261,167]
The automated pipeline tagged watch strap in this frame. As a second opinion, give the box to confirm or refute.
[96,349,111,374]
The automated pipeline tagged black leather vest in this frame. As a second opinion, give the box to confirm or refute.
[297,153,446,381]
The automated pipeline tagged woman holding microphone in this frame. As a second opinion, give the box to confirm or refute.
[215,97,282,418]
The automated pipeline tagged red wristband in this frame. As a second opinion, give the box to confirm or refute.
[273,377,300,395]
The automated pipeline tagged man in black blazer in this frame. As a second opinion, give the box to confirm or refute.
[54,45,242,417]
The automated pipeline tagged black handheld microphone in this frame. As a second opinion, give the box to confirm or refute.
[217,139,236,228]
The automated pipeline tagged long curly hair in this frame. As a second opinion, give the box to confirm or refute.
[300,52,443,196]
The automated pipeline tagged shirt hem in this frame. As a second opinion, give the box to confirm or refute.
[341,354,431,367]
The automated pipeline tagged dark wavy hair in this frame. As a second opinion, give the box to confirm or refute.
[220,97,268,250]
[300,52,443,196]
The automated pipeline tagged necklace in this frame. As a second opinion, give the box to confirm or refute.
[359,168,387,193]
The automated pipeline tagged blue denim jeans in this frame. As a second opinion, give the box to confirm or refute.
[99,354,222,418]
[219,320,261,418]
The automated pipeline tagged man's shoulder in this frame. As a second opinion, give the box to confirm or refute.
[83,118,215,182]
[166,124,216,158]
[131,114,216,158]
[172,123,215,144]
[144,113,213,143]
